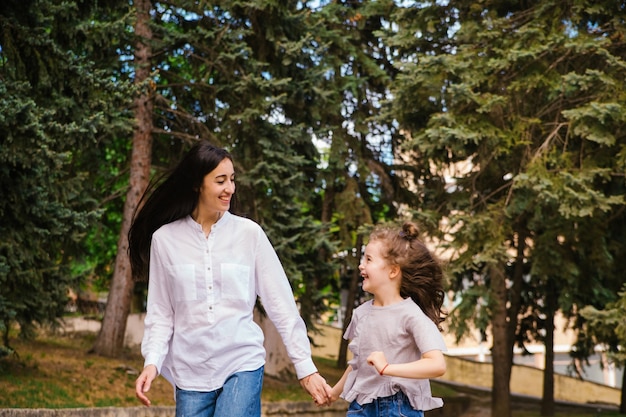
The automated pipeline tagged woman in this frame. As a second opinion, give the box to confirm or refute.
[130,141,331,416]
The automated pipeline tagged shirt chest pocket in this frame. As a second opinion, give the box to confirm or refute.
[167,264,198,302]
[220,263,251,300]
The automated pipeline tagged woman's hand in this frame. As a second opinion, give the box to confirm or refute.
[135,364,158,407]
[300,372,332,406]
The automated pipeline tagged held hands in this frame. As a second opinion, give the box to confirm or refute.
[300,372,333,407]
[328,364,352,405]
[137,366,334,407]
[367,351,389,375]
[135,364,158,407]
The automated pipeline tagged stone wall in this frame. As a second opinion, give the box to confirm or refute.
[441,355,620,406]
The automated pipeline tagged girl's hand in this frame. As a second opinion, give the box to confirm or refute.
[328,365,352,405]
[367,351,388,375]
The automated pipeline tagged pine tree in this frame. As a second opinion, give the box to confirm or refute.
[386,1,626,416]
[581,286,626,413]
[0,0,133,349]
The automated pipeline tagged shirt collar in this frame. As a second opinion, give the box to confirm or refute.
[185,211,232,232]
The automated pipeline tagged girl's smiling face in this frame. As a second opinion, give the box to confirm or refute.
[359,239,394,295]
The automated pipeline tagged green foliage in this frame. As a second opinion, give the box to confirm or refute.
[0,80,96,340]
[0,0,133,344]
[581,285,626,365]
[387,0,626,370]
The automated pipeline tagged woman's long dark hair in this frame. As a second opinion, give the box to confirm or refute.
[128,141,232,281]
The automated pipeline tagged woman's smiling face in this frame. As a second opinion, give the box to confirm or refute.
[197,157,235,214]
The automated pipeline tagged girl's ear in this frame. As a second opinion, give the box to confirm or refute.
[389,264,401,280]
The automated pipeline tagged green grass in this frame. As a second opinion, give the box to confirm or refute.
[1,379,86,408]
[430,381,459,398]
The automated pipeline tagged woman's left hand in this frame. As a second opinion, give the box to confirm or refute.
[300,372,332,406]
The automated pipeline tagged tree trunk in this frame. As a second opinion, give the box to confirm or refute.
[541,278,556,416]
[619,367,626,414]
[92,0,154,357]
[337,233,363,369]
[490,262,512,417]
[490,228,527,417]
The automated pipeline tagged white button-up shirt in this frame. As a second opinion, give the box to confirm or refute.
[141,211,317,392]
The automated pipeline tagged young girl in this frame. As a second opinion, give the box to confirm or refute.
[330,222,447,416]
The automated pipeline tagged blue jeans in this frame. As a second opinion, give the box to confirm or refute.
[175,366,264,417]
[347,390,425,417]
